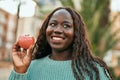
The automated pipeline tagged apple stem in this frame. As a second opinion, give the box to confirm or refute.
[25,34,29,36]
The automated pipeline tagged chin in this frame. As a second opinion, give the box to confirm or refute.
[51,45,65,50]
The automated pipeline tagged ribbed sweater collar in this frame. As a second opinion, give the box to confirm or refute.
[42,55,72,65]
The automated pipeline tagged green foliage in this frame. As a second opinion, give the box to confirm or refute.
[60,0,75,8]
[59,0,119,58]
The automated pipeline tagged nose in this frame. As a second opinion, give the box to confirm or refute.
[54,25,63,34]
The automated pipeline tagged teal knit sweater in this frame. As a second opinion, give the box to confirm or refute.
[9,55,110,80]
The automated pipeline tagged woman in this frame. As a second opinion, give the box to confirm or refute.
[9,7,112,80]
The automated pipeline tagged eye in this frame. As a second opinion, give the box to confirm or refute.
[63,24,70,29]
[49,23,56,27]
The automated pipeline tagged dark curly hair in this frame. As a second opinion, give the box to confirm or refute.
[32,7,113,80]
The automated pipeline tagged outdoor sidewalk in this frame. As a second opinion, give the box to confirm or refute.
[0,61,13,80]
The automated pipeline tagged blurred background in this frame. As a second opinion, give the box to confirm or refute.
[0,0,120,80]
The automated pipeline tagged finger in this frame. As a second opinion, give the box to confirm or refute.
[27,45,33,58]
[12,42,21,51]
[12,42,21,58]
[21,48,27,58]
[12,43,19,54]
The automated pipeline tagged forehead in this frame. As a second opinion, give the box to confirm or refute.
[50,9,73,21]
[53,9,70,15]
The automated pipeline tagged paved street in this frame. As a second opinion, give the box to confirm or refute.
[0,68,12,80]
[0,61,12,80]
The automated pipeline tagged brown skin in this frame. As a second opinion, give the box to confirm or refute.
[46,9,74,61]
[12,42,33,73]
[11,9,74,73]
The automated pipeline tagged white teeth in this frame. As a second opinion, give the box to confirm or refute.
[52,37,63,40]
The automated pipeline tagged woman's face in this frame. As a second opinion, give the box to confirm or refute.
[46,9,74,52]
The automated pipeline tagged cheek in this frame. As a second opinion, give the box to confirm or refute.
[65,30,74,44]
[70,33,74,43]
[70,30,74,43]
[46,27,53,39]
[67,30,74,39]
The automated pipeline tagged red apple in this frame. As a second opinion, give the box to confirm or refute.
[18,35,35,49]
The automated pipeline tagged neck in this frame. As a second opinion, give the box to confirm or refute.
[50,50,72,61]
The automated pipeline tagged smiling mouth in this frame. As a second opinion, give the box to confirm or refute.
[52,37,63,40]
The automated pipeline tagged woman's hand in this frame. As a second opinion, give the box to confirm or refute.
[12,41,33,73]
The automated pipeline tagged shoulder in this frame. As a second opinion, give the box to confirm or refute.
[95,62,106,72]
[94,62,112,80]
[28,56,47,70]
[26,56,47,73]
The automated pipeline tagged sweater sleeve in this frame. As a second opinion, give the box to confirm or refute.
[8,69,28,80]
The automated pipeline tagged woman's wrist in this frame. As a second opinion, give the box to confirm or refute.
[14,67,27,73]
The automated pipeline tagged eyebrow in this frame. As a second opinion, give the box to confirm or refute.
[63,21,73,24]
[49,20,73,24]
